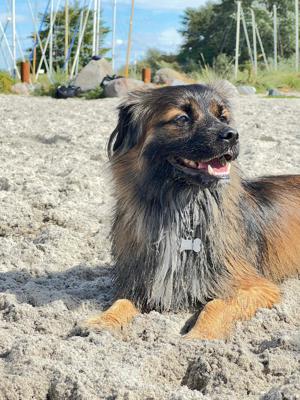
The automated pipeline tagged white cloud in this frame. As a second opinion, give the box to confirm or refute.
[158,27,183,47]
[102,0,206,11]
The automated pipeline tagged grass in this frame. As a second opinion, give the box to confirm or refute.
[0,71,15,93]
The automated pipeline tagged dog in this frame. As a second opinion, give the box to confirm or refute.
[85,83,300,340]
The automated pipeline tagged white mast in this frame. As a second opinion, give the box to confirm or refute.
[296,0,299,72]
[234,1,241,80]
[112,0,117,72]
[273,5,277,70]
[96,0,101,55]
[251,9,257,75]
[12,0,17,77]
[49,0,54,75]
[92,0,97,55]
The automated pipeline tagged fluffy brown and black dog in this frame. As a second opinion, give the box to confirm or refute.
[85,83,300,339]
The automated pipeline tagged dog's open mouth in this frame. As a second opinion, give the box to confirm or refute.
[170,154,233,178]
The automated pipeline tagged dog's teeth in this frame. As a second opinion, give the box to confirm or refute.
[208,165,214,175]
[228,163,231,172]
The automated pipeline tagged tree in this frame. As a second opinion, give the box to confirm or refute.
[178,0,296,71]
[29,2,110,72]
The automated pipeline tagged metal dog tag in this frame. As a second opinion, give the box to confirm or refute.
[180,238,202,253]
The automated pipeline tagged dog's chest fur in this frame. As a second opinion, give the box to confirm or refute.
[112,189,231,311]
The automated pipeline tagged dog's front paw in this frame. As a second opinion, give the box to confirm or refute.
[183,299,234,340]
[81,299,139,332]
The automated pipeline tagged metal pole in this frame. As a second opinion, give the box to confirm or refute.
[75,9,84,76]
[296,0,299,72]
[273,5,277,70]
[49,0,54,75]
[251,9,257,75]
[96,0,101,54]
[234,1,241,80]
[70,0,93,79]
[240,6,253,66]
[255,24,269,70]
[125,0,134,78]
[112,0,117,72]
[12,0,17,77]
[0,19,20,78]
[92,0,97,55]
[65,0,69,73]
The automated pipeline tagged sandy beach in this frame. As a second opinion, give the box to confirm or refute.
[0,93,299,400]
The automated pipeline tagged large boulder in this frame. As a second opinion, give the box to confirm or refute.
[103,78,145,98]
[74,58,112,92]
[237,85,256,95]
[154,68,190,85]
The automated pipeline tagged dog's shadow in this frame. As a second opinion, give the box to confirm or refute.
[0,264,114,310]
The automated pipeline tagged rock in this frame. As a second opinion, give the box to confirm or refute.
[74,58,112,92]
[170,79,187,86]
[237,85,256,95]
[154,68,190,85]
[11,82,31,95]
[103,78,145,98]
[267,88,283,96]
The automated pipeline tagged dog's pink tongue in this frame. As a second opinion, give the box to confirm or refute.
[197,158,230,175]
[208,158,229,174]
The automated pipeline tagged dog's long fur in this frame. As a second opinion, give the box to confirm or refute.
[105,84,300,322]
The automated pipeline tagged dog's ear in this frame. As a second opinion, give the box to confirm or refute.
[108,93,145,159]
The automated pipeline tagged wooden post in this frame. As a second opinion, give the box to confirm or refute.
[125,0,135,78]
[49,0,54,76]
[33,32,37,81]
[234,1,241,80]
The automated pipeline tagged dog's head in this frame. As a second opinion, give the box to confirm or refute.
[108,84,239,192]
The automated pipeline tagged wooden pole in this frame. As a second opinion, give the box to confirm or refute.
[251,9,257,75]
[65,0,69,73]
[125,0,135,78]
[273,5,277,70]
[112,0,117,72]
[296,0,299,72]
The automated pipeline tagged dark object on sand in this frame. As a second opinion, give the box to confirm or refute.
[55,85,81,99]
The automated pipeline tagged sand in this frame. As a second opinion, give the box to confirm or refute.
[0,93,299,400]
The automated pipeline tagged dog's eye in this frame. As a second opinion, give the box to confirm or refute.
[174,115,190,124]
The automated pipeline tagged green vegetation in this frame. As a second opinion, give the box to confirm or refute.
[0,71,15,93]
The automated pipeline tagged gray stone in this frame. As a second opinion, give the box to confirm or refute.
[170,79,187,86]
[11,82,31,95]
[103,78,145,98]
[237,85,256,95]
[74,58,112,92]
[154,68,189,85]
[267,88,283,96]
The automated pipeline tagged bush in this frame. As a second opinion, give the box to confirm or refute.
[0,71,15,93]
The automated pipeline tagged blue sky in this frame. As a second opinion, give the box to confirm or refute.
[0,0,208,71]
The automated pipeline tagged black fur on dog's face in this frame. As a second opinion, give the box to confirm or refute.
[108,84,239,190]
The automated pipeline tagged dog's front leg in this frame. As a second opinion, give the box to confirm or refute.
[185,277,280,340]
[83,299,139,331]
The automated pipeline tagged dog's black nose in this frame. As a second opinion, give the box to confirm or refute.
[218,128,239,142]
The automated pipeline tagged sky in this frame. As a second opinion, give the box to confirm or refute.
[0,0,208,72]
